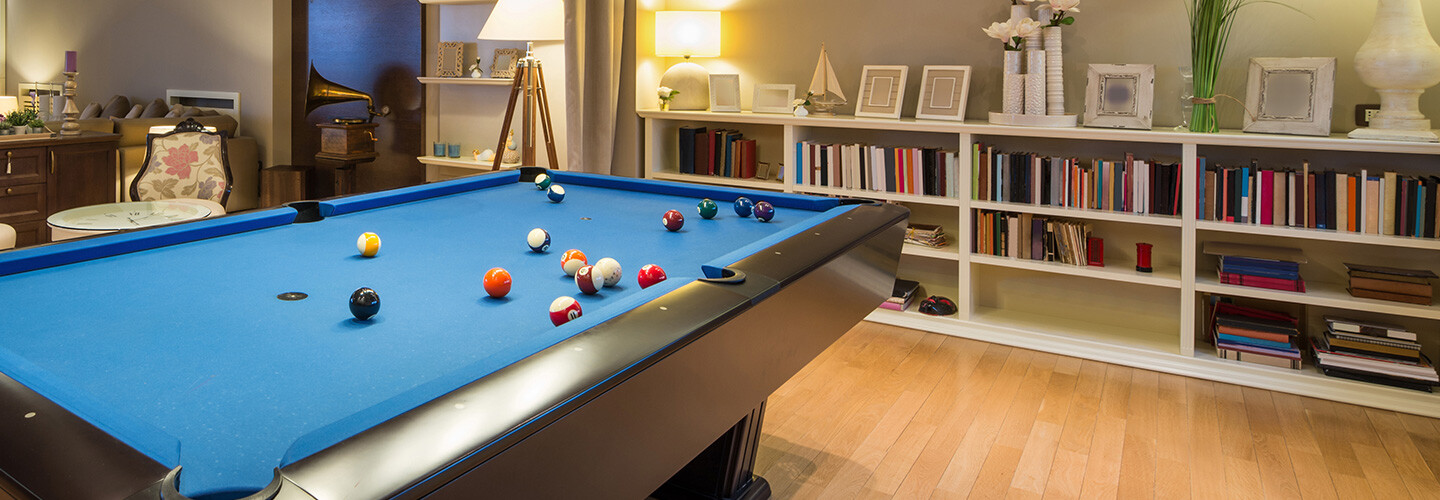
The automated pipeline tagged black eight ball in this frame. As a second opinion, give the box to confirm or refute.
[349,287,380,320]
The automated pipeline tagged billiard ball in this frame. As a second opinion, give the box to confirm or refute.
[753,201,775,222]
[697,198,718,219]
[356,232,381,257]
[733,197,754,217]
[638,264,667,289]
[527,228,551,253]
[547,185,566,202]
[594,257,622,287]
[549,296,582,326]
[575,265,603,295]
[484,268,512,298]
[662,210,685,231]
[535,173,552,190]
[349,287,380,320]
[561,249,588,276]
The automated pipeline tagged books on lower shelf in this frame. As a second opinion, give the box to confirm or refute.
[1203,242,1307,293]
[678,126,758,179]
[881,278,922,311]
[905,223,948,248]
[1314,316,1437,391]
[1199,160,1440,239]
[974,210,1091,265]
[1344,262,1436,305]
[1208,301,1303,370]
[972,145,1181,216]
[794,141,959,197]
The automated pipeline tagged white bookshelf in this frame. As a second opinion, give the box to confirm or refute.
[640,108,1440,417]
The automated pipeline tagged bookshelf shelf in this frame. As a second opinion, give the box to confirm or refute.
[648,171,785,191]
[794,184,962,207]
[1194,275,1440,320]
[1195,220,1440,250]
[970,253,1182,289]
[903,244,960,261]
[970,200,1183,227]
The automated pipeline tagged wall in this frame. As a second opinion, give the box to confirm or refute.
[638,0,1440,132]
[6,0,291,166]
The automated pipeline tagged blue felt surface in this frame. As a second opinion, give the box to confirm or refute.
[0,176,838,497]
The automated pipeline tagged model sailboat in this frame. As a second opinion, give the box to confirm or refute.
[808,44,846,115]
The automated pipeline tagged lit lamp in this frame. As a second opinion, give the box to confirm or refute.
[0,97,18,118]
[479,0,564,170]
[656,11,720,111]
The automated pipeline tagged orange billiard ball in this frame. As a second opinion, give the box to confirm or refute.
[484,267,512,298]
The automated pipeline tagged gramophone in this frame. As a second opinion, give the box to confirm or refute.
[305,65,390,124]
[305,65,389,196]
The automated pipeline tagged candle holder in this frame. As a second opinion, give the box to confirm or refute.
[1135,242,1153,273]
[60,72,80,136]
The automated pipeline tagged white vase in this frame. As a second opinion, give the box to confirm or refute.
[1003,50,1022,75]
[1350,0,1440,141]
[1026,49,1046,75]
[1003,74,1025,114]
[1026,73,1047,115]
[1044,26,1065,116]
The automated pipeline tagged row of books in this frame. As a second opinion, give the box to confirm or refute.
[1315,316,1437,391]
[1203,242,1308,293]
[974,210,1091,265]
[905,223,948,249]
[677,127,759,178]
[1200,163,1440,239]
[971,146,1184,216]
[1209,302,1302,370]
[1345,263,1435,305]
[793,142,961,197]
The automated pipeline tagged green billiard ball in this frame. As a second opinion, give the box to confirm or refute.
[535,173,553,190]
[697,198,718,219]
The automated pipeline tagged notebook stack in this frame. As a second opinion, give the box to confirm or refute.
[1344,263,1436,305]
[1202,242,1307,292]
[881,279,921,312]
[1209,302,1302,370]
[1315,316,1438,391]
[904,223,948,248]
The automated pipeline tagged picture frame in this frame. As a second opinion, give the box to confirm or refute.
[756,162,773,180]
[1243,57,1336,137]
[914,65,972,122]
[491,49,523,79]
[752,84,795,114]
[855,65,908,119]
[709,74,741,112]
[1083,64,1155,130]
[436,42,464,78]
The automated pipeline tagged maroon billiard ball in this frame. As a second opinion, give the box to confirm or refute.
[549,296,582,326]
[637,264,667,289]
[575,265,603,295]
[662,210,685,232]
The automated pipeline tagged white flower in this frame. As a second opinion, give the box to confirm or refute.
[791,99,806,106]
[1013,18,1044,38]
[657,86,674,99]
[1048,0,1079,13]
[981,21,1015,42]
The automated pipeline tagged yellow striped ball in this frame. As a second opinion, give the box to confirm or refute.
[356,232,381,257]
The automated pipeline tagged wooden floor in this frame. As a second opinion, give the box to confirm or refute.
[757,321,1440,500]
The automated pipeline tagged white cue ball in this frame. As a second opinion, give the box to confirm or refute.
[594,257,622,287]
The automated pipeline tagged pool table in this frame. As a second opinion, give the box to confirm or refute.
[0,168,906,500]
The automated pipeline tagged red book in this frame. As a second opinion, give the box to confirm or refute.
[1348,174,1358,232]
[1216,325,1292,344]
[1219,272,1307,293]
[1260,170,1274,225]
[1308,172,1319,229]
[1221,168,1231,222]
[707,130,718,176]
[738,140,757,179]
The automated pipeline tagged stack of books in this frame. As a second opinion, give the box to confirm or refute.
[1344,263,1436,305]
[974,211,1091,265]
[1315,316,1438,391]
[1200,160,1440,239]
[881,279,921,312]
[1202,242,1307,292]
[1209,302,1302,370]
[904,223,948,248]
[678,126,758,179]
[972,145,1182,216]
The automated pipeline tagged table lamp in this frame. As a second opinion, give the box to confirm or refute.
[479,0,564,170]
[0,97,18,118]
[656,11,720,111]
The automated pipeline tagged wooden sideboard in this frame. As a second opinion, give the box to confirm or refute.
[0,132,120,246]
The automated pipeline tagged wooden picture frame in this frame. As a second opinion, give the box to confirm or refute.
[709,74,741,112]
[855,66,908,119]
[491,49,523,79]
[752,84,795,114]
[436,42,464,78]
[1083,64,1155,130]
[914,65,972,122]
[1243,57,1336,137]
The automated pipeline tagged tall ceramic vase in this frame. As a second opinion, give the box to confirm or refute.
[1350,0,1440,142]
[1044,26,1065,116]
[1026,50,1047,115]
[1003,51,1024,114]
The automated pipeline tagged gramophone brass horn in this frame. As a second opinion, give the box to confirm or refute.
[305,65,389,122]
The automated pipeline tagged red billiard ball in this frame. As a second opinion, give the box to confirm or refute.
[662,210,685,232]
[561,249,588,276]
[549,296,582,326]
[637,264,667,289]
[575,265,602,295]
[483,267,512,298]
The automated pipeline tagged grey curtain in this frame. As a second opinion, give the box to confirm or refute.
[564,0,638,176]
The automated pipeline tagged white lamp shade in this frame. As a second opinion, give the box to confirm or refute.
[655,11,720,58]
[478,0,564,41]
[0,97,18,117]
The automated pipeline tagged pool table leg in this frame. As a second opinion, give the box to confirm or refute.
[653,402,771,500]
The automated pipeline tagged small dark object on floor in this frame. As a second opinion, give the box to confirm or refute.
[919,296,957,316]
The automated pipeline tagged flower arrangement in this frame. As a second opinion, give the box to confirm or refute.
[468,58,483,78]
[657,86,679,110]
[1185,0,1300,132]
[983,17,1043,51]
[1043,0,1079,26]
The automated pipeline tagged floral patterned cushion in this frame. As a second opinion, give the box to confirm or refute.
[134,132,228,203]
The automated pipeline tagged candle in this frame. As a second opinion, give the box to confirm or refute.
[64,51,77,73]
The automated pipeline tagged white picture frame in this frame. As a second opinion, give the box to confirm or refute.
[914,65,972,122]
[708,74,741,112]
[752,84,796,114]
[855,65,908,119]
[1243,57,1336,137]
[1083,64,1155,130]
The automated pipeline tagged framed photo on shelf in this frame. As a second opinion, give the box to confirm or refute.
[436,42,464,78]
[914,65,972,122]
[855,65,908,119]
[752,84,795,114]
[1243,57,1336,137]
[709,74,741,112]
[1083,64,1155,130]
[756,162,773,180]
[491,49,523,79]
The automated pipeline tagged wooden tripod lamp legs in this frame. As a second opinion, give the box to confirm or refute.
[491,60,560,172]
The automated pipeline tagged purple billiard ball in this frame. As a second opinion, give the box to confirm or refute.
[753,201,775,222]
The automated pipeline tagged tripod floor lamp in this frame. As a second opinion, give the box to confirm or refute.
[480,0,564,171]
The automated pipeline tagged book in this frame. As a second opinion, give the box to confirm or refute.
[1324,315,1417,341]
[737,139,757,179]
[678,126,703,175]
[1218,347,1301,370]
[1348,276,1432,297]
[1348,287,1432,305]
[1202,241,1307,263]
[1219,271,1307,292]
[1323,330,1420,359]
[1320,366,1435,392]
[1344,262,1439,279]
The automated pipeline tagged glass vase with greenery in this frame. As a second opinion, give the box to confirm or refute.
[1186,0,1299,132]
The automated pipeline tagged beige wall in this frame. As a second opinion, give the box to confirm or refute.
[6,0,291,166]
[639,0,1440,132]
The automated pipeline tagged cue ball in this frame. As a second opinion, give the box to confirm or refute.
[535,173,552,190]
[697,198,718,219]
[527,228,551,253]
[356,232,381,257]
[575,265,603,295]
[349,287,380,320]
[594,257,622,287]
[547,185,566,202]
[484,268,512,298]
[662,210,685,231]
[549,296,582,326]
[753,201,775,222]
[561,249,588,276]
[638,264,668,289]
[733,197,754,217]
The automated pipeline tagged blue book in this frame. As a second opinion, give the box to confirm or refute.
[1218,333,1294,351]
[1240,166,1251,223]
[795,142,803,183]
[1417,183,1426,237]
[1221,256,1301,271]
[1219,264,1301,281]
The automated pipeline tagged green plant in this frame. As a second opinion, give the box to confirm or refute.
[1185,0,1301,132]
[27,119,45,129]
[0,122,15,130]
[6,109,36,127]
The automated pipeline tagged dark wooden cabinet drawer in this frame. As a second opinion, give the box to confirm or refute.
[5,219,44,247]
[0,183,47,221]
[0,147,46,187]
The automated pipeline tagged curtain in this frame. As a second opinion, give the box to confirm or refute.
[564,0,637,176]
